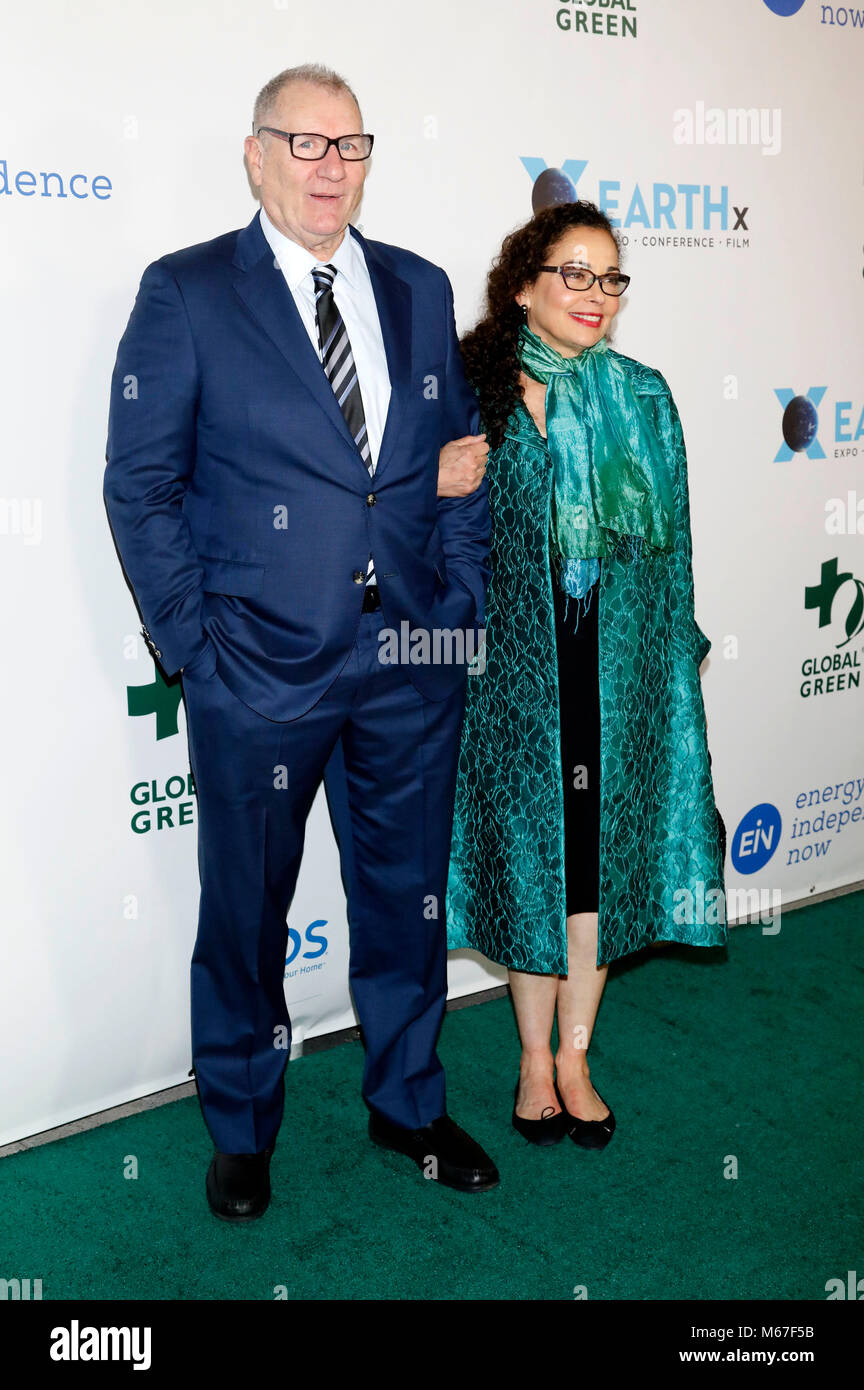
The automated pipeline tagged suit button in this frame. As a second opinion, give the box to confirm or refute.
[366,492,376,506]
[352,570,365,584]
[155,650,162,659]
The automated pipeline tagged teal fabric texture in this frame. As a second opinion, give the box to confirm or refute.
[517,327,675,585]
[445,349,727,971]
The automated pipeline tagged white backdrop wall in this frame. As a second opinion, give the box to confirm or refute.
[1,0,862,1145]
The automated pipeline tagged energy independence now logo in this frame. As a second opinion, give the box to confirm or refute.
[774,387,864,460]
[763,0,864,26]
[554,0,638,38]
[732,802,782,873]
[521,158,750,249]
[734,778,864,872]
[0,159,112,200]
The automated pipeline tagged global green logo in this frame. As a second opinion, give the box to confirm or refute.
[555,1,638,38]
[127,667,181,741]
[130,774,196,834]
[805,558,864,648]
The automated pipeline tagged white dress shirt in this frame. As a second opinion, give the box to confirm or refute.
[259,205,391,585]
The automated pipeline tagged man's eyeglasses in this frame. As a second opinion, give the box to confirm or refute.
[539,265,631,296]
[255,129,374,161]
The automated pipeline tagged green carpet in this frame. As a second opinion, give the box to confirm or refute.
[2,891,861,1301]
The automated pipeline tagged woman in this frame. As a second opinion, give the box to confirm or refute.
[443,201,727,1149]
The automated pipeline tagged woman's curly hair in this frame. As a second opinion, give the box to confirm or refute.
[459,201,622,450]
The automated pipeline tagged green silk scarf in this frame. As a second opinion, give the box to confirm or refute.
[518,325,675,598]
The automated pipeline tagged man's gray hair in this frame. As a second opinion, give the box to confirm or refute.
[252,64,362,133]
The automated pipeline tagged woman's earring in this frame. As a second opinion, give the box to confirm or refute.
[521,304,529,320]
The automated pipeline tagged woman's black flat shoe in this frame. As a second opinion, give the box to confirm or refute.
[511,1081,570,1146]
[555,1082,616,1150]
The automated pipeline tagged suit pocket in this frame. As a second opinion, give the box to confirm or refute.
[182,636,218,681]
[200,556,265,597]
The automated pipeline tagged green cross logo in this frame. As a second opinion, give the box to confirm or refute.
[127,665,182,741]
[805,558,864,648]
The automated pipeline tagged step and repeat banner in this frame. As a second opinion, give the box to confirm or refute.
[1,0,862,1145]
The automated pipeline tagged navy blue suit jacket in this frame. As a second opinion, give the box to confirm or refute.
[104,211,490,721]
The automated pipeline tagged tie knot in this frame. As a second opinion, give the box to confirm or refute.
[311,264,336,293]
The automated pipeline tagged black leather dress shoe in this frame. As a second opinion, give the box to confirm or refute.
[206,1143,274,1222]
[368,1111,500,1192]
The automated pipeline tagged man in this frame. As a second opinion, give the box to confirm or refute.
[104,64,495,1220]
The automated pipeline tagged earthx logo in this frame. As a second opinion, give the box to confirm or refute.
[522,157,750,249]
[775,388,826,459]
[774,387,864,460]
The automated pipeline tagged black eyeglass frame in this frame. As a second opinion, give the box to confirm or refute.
[255,128,375,161]
[539,265,631,296]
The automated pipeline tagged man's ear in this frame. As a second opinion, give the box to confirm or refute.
[244,134,263,187]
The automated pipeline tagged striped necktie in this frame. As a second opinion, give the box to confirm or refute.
[311,263,372,474]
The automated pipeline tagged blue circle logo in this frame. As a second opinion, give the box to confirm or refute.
[532,167,578,213]
[732,803,782,874]
[782,395,819,452]
[763,0,806,15]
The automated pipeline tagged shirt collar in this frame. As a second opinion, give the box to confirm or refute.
[259,206,361,291]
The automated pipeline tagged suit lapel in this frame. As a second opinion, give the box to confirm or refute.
[232,213,359,459]
[232,214,414,484]
[351,227,412,484]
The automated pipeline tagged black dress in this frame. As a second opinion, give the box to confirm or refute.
[553,572,601,915]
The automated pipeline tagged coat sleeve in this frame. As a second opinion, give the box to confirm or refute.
[433,270,492,628]
[649,373,712,671]
[103,260,208,678]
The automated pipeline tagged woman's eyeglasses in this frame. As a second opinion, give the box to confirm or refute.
[539,265,631,296]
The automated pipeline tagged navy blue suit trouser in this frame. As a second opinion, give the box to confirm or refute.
[181,609,467,1155]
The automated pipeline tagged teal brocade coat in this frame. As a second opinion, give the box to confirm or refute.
[445,350,727,971]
